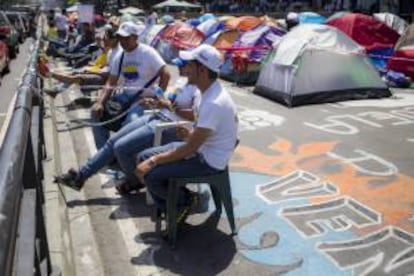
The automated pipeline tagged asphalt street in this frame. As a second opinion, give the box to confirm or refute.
[43,62,414,275]
[0,40,34,143]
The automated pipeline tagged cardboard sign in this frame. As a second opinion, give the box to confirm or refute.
[78,4,94,23]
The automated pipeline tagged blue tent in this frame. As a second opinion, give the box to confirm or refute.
[299,12,326,24]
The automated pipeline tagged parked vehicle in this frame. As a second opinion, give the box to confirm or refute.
[5,11,28,43]
[0,11,19,58]
[0,40,10,82]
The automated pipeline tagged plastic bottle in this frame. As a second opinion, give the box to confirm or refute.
[154,86,165,100]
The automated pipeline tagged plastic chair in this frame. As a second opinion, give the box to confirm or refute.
[157,167,237,247]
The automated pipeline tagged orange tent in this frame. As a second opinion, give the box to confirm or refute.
[225,16,263,32]
[212,29,241,52]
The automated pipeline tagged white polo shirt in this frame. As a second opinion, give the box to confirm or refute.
[196,80,238,170]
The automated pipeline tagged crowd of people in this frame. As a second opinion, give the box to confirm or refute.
[39,12,239,228]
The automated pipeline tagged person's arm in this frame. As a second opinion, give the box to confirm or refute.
[135,126,211,177]
[157,65,170,92]
[91,75,118,119]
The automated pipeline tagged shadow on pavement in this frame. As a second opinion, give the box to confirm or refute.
[132,213,237,275]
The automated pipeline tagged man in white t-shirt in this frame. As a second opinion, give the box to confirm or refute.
[92,21,171,149]
[135,44,238,221]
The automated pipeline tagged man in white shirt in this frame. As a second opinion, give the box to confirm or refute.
[135,44,238,221]
[92,21,171,149]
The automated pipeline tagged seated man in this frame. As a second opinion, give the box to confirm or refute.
[135,45,239,221]
[54,58,199,192]
[39,27,120,95]
[91,21,170,150]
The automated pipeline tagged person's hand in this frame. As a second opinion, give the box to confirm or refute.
[38,58,51,77]
[135,157,157,184]
[176,123,191,140]
[91,102,104,119]
[156,98,173,110]
[138,97,157,108]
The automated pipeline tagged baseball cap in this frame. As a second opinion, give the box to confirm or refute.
[179,44,223,73]
[116,21,145,37]
[172,58,188,67]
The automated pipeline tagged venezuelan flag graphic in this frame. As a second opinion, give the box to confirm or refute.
[122,65,139,80]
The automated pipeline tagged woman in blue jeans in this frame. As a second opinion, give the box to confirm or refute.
[54,59,200,193]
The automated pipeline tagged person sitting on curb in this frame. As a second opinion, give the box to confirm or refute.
[135,44,239,224]
[54,58,199,193]
[90,21,171,150]
[39,27,120,96]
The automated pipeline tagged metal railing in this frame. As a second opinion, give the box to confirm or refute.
[0,17,59,276]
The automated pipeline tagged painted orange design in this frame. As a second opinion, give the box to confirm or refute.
[231,138,414,234]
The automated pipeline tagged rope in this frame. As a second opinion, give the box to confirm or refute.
[33,79,139,128]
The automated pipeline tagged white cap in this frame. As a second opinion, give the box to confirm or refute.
[116,22,145,37]
[286,12,299,22]
[179,45,223,73]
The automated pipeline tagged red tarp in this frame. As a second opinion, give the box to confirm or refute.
[160,22,205,49]
[388,48,414,79]
[327,13,400,51]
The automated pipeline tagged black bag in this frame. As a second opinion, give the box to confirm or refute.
[101,52,159,131]
[101,96,129,131]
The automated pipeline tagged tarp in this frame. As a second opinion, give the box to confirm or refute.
[232,24,285,62]
[140,24,166,45]
[153,22,204,62]
[159,22,205,49]
[374,12,408,35]
[394,23,414,50]
[153,0,202,10]
[225,16,263,32]
[388,24,414,79]
[254,24,391,107]
[119,6,144,15]
[211,29,241,51]
[387,49,414,79]
[197,18,224,38]
[221,25,286,85]
[326,13,400,51]
[299,12,326,24]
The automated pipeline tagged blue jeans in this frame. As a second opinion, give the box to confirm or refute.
[137,142,221,209]
[82,113,178,183]
[92,102,144,150]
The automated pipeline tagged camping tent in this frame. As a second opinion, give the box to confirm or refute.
[388,24,414,79]
[221,25,285,84]
[254,24,391,107]
[298,12,326,24]
[374,12,408,35]
[326,13,400,51]
[327,13,400,70]
[225,16,263,32]
[152,22,205,62]
[197,18,224,38]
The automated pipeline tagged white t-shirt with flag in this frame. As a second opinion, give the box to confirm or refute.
[110,43,166,98]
